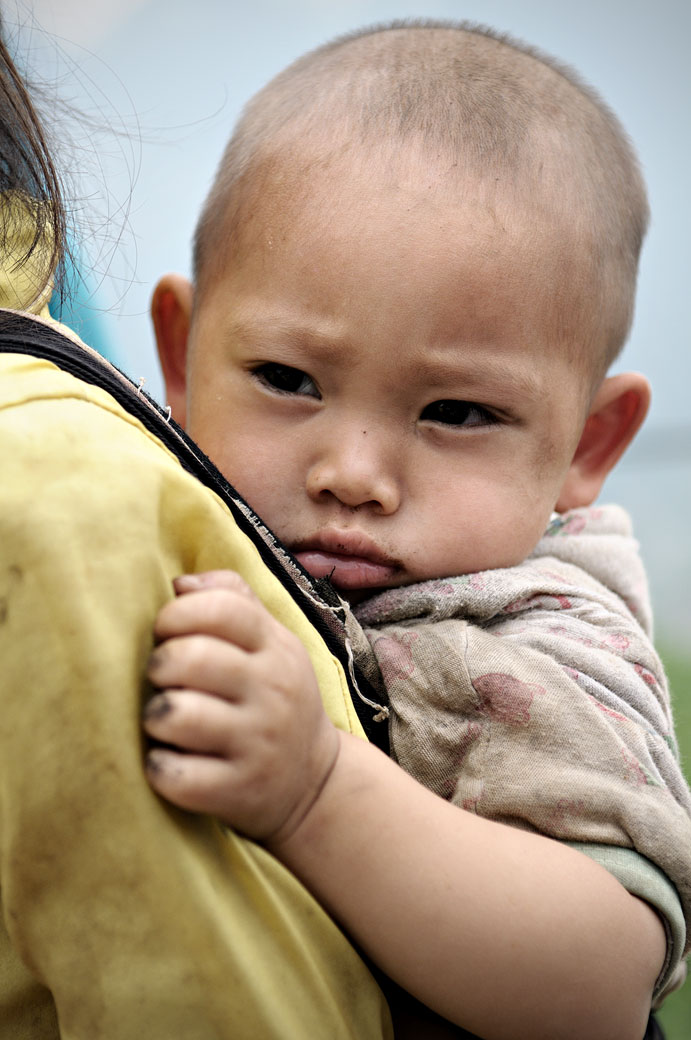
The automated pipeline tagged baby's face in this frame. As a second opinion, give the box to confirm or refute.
[181,160,593,600]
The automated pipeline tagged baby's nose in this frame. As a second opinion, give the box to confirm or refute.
[305,430,400,513]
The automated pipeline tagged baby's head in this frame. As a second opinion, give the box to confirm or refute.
[153,21,651,599]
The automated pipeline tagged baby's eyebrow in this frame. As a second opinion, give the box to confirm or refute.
[408,353,545,402]
[223,315,348,359]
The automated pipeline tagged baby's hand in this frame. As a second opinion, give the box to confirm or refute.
[143,570,340,844]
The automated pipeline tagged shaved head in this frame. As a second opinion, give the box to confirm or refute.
[193,20,648,376]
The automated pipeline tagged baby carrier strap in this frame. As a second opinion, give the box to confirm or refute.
[0,311,389,751]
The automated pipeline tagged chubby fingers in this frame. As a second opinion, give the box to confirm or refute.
[154,571,270,652]
[147,634,257,702]
[172,569,256,601]
[142,686,270,824]
[144,689,236,755]
[143,568,339,839]
[146,749,237,817]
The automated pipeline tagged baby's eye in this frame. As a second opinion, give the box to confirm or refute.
[420,400,497,427]
[252,363,319,398]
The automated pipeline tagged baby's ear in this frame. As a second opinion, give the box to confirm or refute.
[151,274,194,427]
[556,372,650,511]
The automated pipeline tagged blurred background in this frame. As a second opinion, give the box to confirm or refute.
[11,0,691,1031]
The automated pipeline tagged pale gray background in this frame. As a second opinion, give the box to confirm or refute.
[14,0,691,644]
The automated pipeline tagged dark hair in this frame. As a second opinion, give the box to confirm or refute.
[0,14,67,293]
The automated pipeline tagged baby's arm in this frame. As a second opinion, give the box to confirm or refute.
[144,571,665,1040]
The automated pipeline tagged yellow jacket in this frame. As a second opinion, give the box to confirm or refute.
[0,315,391,1038]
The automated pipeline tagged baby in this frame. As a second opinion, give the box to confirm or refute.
[146,21,691,1038]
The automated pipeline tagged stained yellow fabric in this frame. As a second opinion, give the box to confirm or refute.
[0,345,392,1039]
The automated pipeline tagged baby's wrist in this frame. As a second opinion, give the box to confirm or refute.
[264,723,344,854]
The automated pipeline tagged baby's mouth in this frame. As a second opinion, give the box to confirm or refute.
[291,532,400,592]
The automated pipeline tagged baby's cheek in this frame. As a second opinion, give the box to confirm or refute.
[477,503,550,570]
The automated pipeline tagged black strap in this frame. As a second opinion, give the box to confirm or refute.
[0,312,389,751]
[644,1014,666,1040]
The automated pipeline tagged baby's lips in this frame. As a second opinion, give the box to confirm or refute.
[294,549,397,590]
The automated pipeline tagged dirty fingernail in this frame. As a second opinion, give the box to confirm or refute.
[143,694,172,720]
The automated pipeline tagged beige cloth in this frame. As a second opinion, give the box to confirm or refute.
[350,505,691,999]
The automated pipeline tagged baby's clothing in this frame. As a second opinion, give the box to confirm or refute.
[349,505,691,1000]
